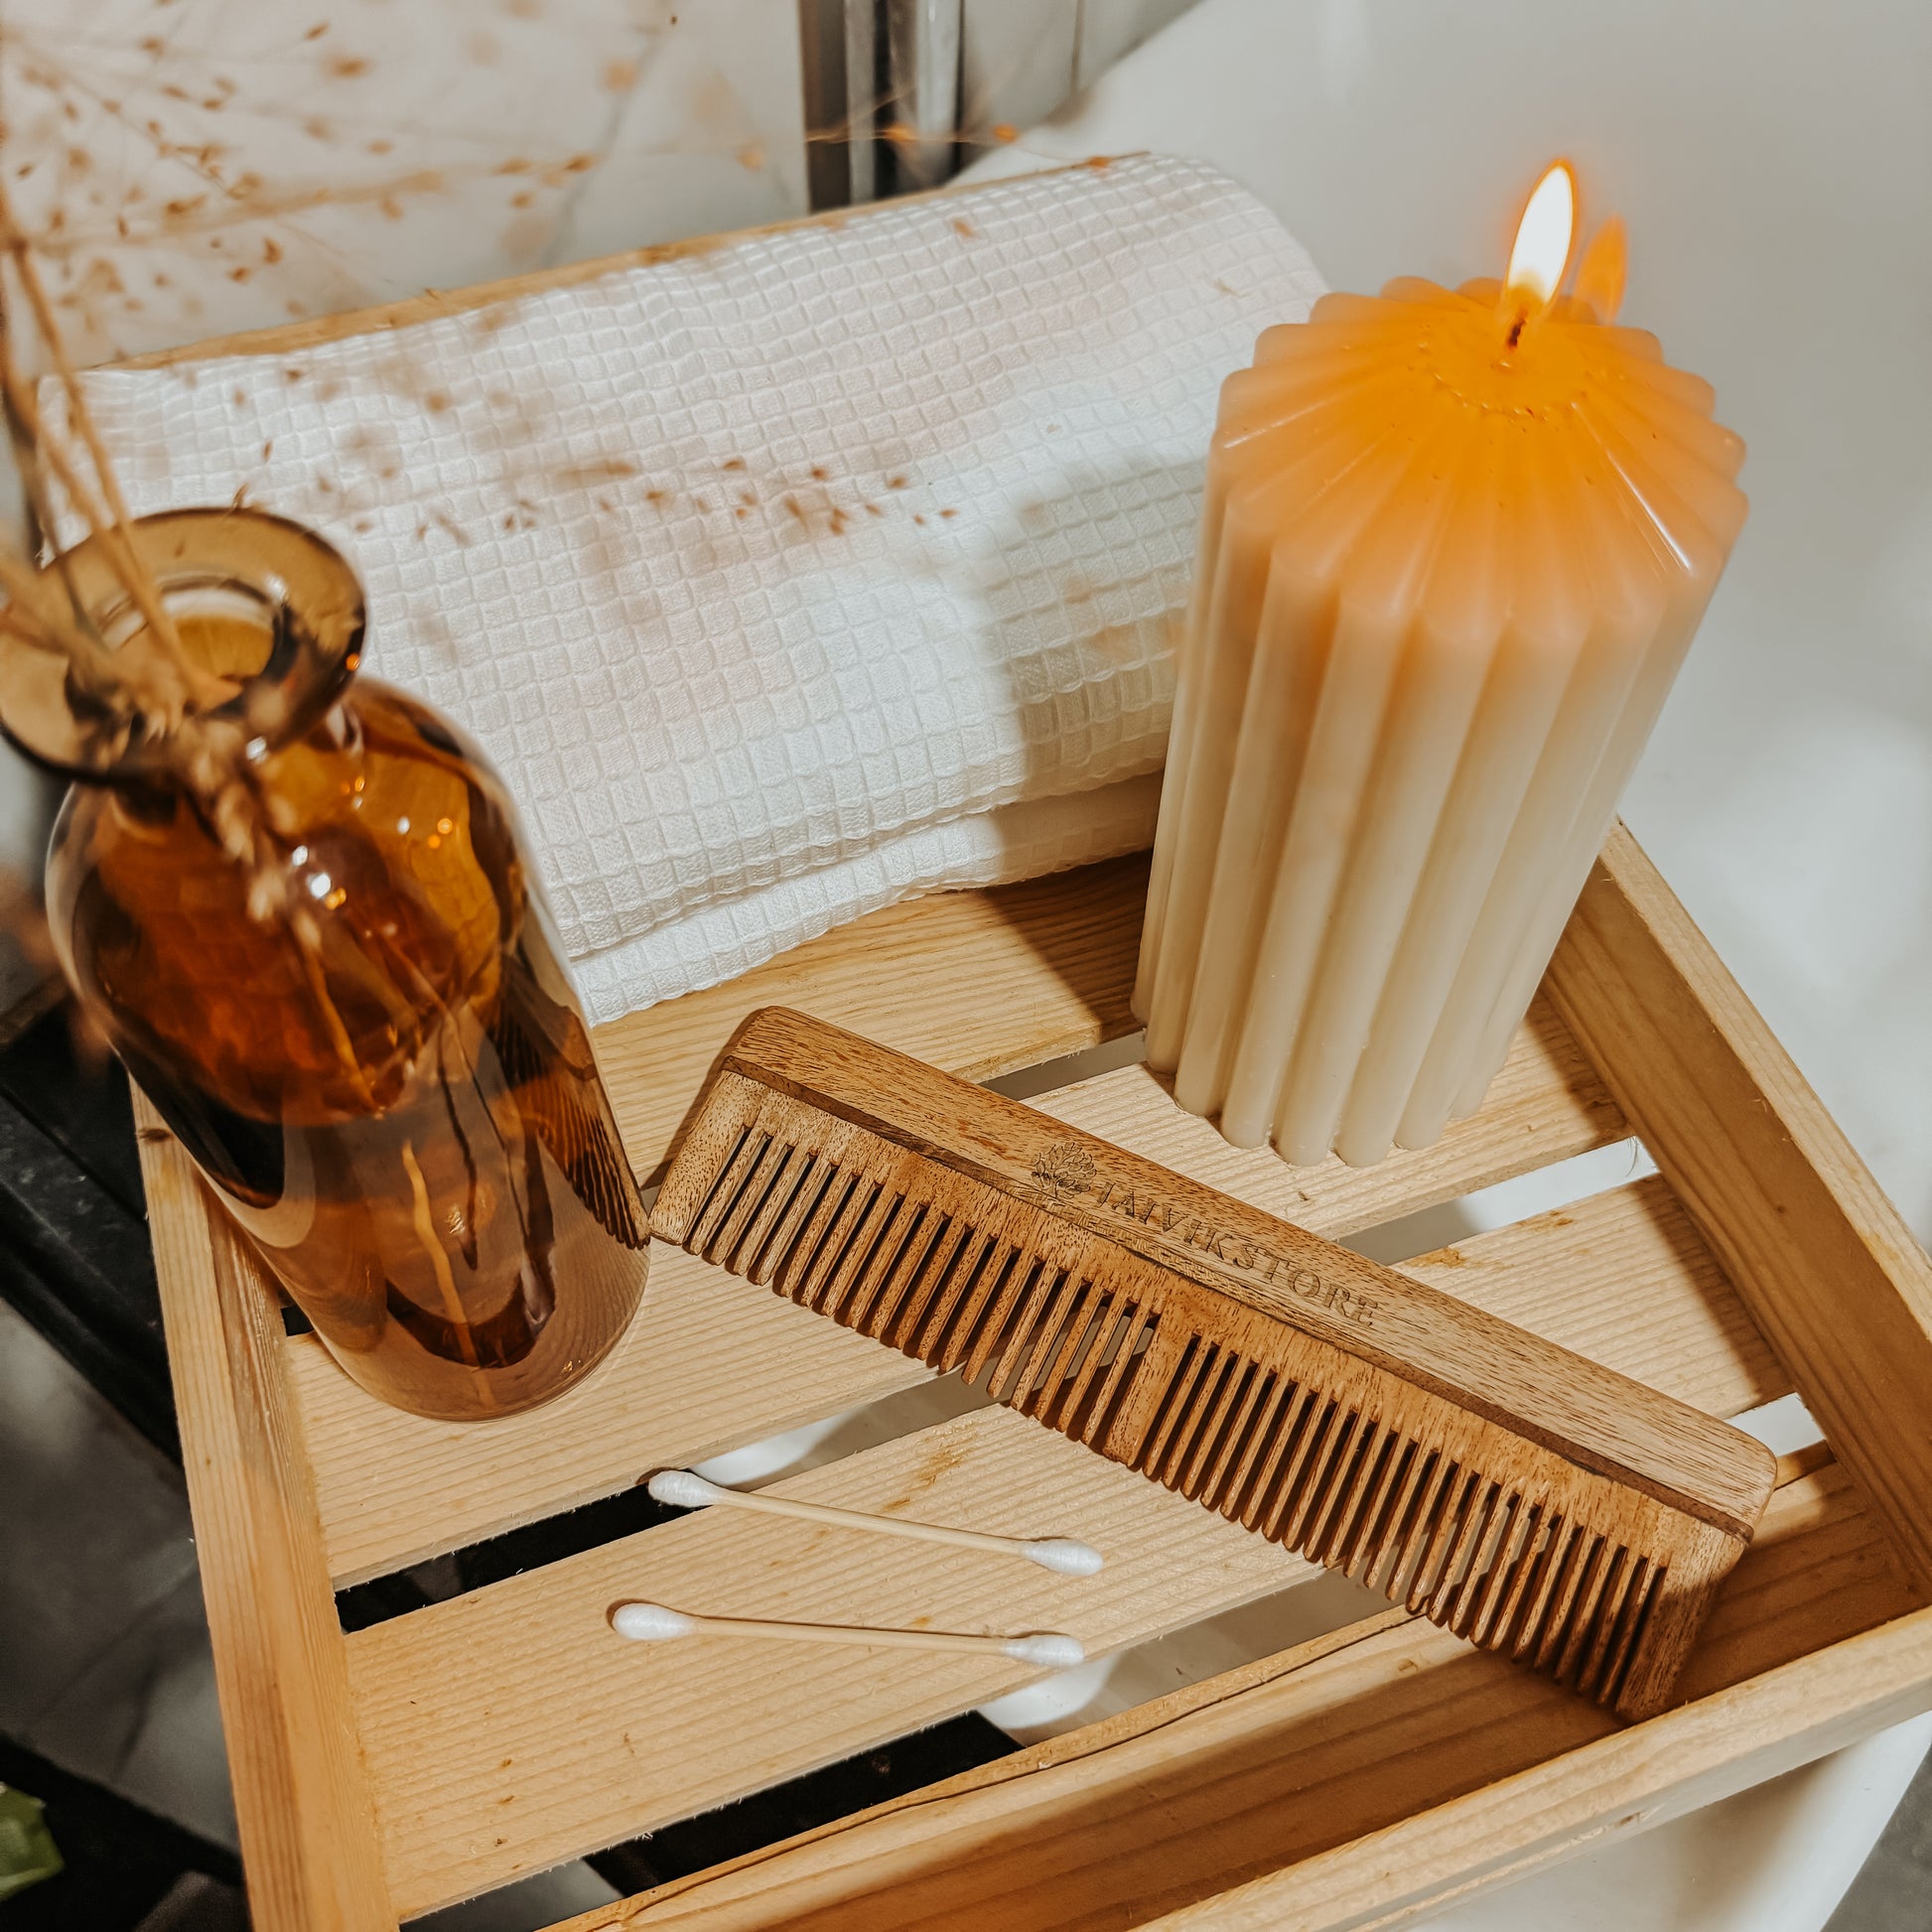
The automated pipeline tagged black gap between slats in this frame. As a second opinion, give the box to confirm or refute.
[585,1713,1021,1893]
[335,1484,687,1633]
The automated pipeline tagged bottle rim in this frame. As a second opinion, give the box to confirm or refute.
[0,506,366,782]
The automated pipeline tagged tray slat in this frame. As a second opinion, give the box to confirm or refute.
[300,1248,933,1587]
[539,1457,1921,1932]
[344,1173,1778,1914]
[1031,995,1622,1228]
[1152,1607,1932,1932]
[303,983,1629,1585]
[1399,1174,1783,1422]
[596,855,1151,1181]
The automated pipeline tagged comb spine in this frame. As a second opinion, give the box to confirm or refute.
[718,1007,1776,1542]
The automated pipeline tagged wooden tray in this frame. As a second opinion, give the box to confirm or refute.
[135,825,1932,1932]
[126,231,1932,1930]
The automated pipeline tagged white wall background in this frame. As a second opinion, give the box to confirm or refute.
[4,0,808,364]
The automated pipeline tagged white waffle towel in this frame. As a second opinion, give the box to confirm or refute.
[69,155,1324,1025]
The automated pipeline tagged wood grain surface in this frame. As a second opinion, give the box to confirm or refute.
[595,856,1155,1182]
[1549,826,1932,1597]
[1399,1175,1783,1424]
[540,1455,1922,1932]
[343,1170,1783,1914]
[133,1098,394,1932]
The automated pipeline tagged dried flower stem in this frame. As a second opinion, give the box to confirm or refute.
[0,360,210,715]
[0,538,124,690]
[0,177,198,696]
[0,176,274,917]
[7,230,166,591]
[0,78,444,1111]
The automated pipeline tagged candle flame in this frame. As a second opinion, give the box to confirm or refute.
[1504,160,1578,309]
[1574,215,1628,324]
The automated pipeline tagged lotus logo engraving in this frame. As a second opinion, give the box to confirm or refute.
[1029,1140,1096,1205]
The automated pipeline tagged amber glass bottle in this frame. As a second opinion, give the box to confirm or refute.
[21,509,647,1421]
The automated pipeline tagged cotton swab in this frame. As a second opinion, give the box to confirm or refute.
[644,1468,1104,1577]
[611,1600,1085,1669]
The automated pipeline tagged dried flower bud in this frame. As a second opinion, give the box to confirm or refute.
[246,866,287,924]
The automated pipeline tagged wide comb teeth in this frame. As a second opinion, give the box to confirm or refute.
[653,1013,1776,1721]
[679,1114,1168,1458]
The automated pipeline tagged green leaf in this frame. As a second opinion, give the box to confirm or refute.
[0,1784,64,1902]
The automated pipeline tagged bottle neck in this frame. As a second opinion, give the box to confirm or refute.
[0,507,366,784]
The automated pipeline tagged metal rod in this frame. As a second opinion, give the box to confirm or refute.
[886,0,961,193]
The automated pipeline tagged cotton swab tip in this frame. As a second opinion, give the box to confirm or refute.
[612,1601,697,1642]
[1002,1632,1086,1669]
[1023,1537,1104,1577]
[646,1468,725,1509]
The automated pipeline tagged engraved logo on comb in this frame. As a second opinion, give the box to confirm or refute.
[1025,1139,1379,1329]
[1029,1139,1097,1205]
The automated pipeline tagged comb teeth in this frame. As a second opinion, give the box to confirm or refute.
[679,1121,1167,1476]
[655,1024,1776,1723]
[1124,1346,1662,1709]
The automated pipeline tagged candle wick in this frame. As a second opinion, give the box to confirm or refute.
[1504,311,1527,350]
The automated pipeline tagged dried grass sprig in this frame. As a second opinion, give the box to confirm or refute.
[0,172,299,949]
[0,536,123,690]
[1,192,188,657]
[0,176,234,738]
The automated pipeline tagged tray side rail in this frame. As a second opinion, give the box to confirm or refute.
[134,1100,396,1932]
[1548,822,1932,1596]
[528,1454,1930,1932]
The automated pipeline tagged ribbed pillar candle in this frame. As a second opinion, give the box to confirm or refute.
[1136,164,1748,1168]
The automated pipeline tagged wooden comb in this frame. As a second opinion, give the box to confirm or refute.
[653,1008,1776,1720]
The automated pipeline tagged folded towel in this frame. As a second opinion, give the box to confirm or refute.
[68,154,1324,1025]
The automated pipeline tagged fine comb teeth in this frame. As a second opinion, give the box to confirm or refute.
[653,1008,1777,1721]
